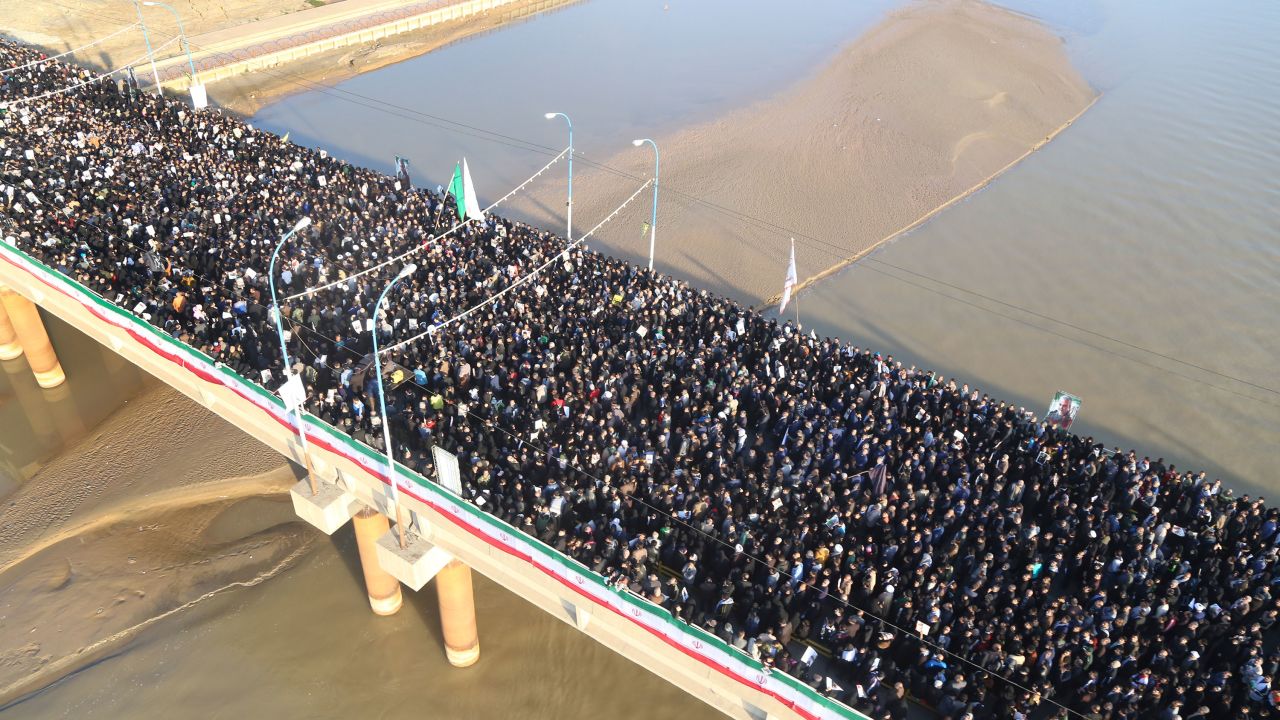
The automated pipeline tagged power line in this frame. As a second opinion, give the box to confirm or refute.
[283,147,568,301]
[0,78,1187,719]
[0,21,140,75]
[133,35,1279,410]
[0,37,179,107]
[21,4,1277,422]
[384,178,651,352]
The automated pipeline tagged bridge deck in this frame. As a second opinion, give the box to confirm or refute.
[0,240,869,720]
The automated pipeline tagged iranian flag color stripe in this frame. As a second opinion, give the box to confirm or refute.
[0,241,867,720]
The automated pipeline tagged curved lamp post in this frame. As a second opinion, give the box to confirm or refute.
[633,138,659,271]
[142,1,199,86]
[373,262,418,549]
[131,0,164,97]
[544,112,573,243]
[268,216,316,494]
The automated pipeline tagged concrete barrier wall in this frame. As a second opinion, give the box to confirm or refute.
[0,240,870,720]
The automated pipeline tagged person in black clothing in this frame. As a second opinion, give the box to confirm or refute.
[2,38,1278,720]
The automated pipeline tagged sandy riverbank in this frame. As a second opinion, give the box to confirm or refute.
[0,0,315,64]
[210,0,584,115]
[0,384,305,706]
[513,0,1097,308]
[0,0,583,117]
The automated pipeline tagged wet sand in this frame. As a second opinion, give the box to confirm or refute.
[0,348,716,719]
[0,384,302,706]
[0,384,285,565]
[0,0,1096,712]
[514,0,1097,307]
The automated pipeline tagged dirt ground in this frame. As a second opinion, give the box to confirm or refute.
[0,0,318,66]
[0,0,582,116]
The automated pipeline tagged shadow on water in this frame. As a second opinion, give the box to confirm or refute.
[327,521,366,601]
[0,310,151,491]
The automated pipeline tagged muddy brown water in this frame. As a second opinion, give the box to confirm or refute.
[3,0,1279,716]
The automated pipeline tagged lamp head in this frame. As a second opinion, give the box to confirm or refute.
[142,1,158,5]
[544,112,557,120]
[632,139,645,147]
[292,216,311,232]
[397,263,418,280]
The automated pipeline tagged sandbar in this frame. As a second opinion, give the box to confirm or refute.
[515,0,1098,308]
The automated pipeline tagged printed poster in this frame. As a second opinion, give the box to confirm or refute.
[1045,391,1082,431]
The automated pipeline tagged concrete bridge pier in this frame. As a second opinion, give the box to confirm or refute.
[436,559,480,667]
[0,285,65,388]
[0,295,22,360]
[353,506,404,616]
[295,485,481,666]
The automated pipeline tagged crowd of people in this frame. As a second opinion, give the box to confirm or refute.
[3,39,1278,720]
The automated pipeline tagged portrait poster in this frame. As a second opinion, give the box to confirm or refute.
[1045,391,1082,431]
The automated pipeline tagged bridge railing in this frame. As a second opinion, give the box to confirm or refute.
[0,237,872,720]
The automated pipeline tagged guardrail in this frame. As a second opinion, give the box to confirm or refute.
[0,237,871,720]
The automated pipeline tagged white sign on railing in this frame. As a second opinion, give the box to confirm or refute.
[190,83,208,110]
[431,445,462,496]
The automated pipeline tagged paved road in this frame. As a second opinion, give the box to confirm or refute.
[150,0,482,81]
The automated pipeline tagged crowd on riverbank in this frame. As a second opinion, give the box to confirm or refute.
[3,40,1278,720]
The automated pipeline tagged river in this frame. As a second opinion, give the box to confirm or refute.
[2,0,1278,716]
[251,0,1280,491]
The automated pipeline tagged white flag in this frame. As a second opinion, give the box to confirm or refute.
[778,238,797,313]
[462,158,484,221]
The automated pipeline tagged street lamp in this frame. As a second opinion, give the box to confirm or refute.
[142,1,199,87]
[544,112,572,244]
[373,262,418,549]
[633,138,659,271]
[131,0,163,97]
[268,216,316,495]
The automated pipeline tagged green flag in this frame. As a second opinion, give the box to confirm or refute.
[447,162,465,221]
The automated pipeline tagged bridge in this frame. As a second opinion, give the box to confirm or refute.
[0,241,868,720]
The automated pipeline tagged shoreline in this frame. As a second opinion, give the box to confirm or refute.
[511,0,1098,308]
[2,5,1269,712]
[0,0,584,119]
[0,383,303,705]
[765,92,1103,307]
[209,0,585,116]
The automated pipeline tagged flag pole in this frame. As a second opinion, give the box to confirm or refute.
[792,238,801,330]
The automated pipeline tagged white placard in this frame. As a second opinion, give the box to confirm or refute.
[189,83,208,110]
[432,445,463,496]
[800,646,818,666]
[278,373,306,411]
